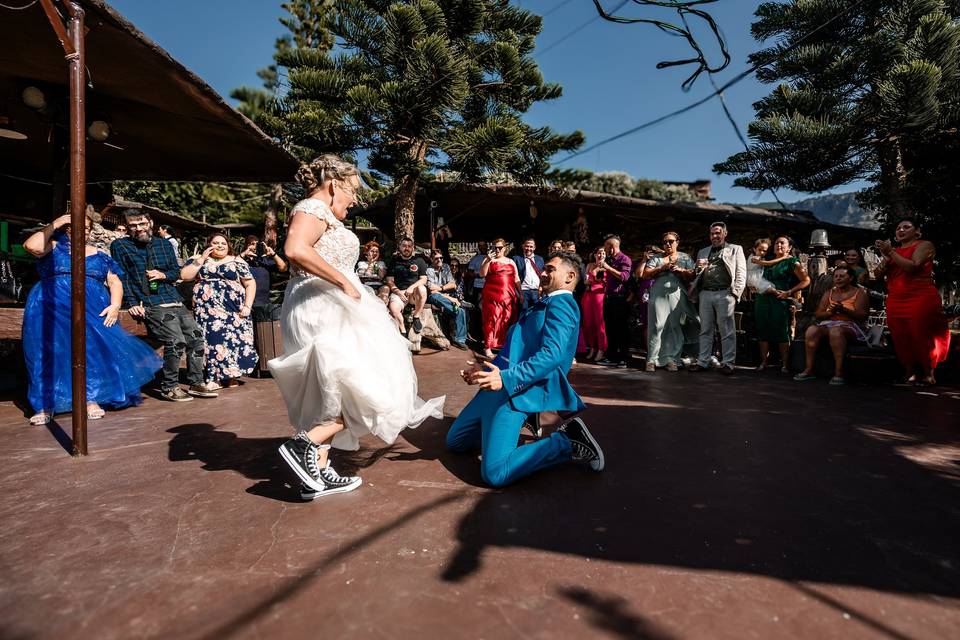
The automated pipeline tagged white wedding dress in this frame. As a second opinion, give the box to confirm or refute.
[268,198,445,450]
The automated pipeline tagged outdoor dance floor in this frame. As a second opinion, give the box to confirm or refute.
[1,350,958,639]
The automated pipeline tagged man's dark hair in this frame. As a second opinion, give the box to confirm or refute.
[552,250,583,283]
[121,208,151,222]
[709,221,727,231]
[604,234,620,244]
[399,236,414,244]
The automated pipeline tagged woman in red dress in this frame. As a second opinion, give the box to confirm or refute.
[577,246,608,361]
[876,218,951,386]
[479,237,519,358]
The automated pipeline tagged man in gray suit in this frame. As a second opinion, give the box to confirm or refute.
[689,221,746,374]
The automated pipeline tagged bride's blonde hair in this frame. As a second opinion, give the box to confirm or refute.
[295,154,360,194]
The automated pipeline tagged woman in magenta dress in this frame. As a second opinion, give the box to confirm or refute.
[876,218,950,386]
[578,246,608,361]
[479,237,519,358]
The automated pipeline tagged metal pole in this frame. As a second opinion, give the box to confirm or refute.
[68,3,87,456]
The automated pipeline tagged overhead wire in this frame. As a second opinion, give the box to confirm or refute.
[556,0,870,164]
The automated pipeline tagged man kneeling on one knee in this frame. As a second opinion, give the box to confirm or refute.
[446,251,604,487]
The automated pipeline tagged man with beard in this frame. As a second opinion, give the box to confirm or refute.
[385,237,429,335]
[110,210,215,401]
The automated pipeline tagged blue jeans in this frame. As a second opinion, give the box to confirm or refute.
[428,293,467,343]
[521,288,539,310]
[446,388,573,487]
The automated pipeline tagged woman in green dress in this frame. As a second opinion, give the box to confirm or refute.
[754,236,810,372]
[641,231,699,371]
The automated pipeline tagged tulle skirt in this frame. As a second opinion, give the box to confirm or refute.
[268,273,445,450]
[22,275,162,414]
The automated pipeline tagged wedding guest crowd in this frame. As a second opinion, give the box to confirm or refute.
[19,202,956,433]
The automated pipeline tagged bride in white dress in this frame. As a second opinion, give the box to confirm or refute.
[272,155,445,499]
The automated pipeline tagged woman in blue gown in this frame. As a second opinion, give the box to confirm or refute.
[22,213,162,424]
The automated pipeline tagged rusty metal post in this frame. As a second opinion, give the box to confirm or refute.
[68,3,87,456]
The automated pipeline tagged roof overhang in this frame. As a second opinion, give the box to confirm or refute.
[358,183,875,249]
[0,0,297,183]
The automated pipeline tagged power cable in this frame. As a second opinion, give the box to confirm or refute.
[542,0,578,18]
[537,0,629,57]
[556,0,870,164]
[592,0,731,89]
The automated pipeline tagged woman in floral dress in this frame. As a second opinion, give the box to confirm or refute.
[180,233,258,389]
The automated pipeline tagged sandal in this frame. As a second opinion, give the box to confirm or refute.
[829,376,846,386]
[87,406,105,420]
[29,412,52,426]
[793,372,816,382]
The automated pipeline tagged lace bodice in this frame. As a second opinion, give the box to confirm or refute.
[288,198,360,277]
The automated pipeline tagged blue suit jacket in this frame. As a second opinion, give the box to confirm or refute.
[493,292,586,414]
[512,254,545,285]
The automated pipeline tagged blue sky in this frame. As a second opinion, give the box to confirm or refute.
[108,0,863,204]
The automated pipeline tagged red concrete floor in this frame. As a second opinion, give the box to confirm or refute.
[1,350,958,640]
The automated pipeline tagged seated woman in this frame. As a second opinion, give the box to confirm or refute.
[22,210,162,424]
[794,264,869,385]
[355,240,389,304]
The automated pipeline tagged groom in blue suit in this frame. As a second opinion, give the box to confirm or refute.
[447,252,604,487]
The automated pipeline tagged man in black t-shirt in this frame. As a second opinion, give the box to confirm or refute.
[385,237,429,334]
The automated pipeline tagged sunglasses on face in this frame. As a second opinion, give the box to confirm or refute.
[493,246,504,250]
[663,239,676,244]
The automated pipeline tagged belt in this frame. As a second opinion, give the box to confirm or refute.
[702,287,730,292]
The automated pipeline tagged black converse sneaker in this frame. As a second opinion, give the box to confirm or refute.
[300,464,362,500]
[317,461,363,495]
[559,417,604,471]
[278,432,326,492]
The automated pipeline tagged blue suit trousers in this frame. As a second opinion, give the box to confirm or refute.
[446,388,572,487]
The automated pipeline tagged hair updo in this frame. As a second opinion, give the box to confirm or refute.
[295,154,360,194]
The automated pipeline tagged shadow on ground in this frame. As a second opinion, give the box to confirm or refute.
[422,391,960,598]
[167,423,412,503]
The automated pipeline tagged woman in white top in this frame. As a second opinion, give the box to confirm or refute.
[272,155,445,499]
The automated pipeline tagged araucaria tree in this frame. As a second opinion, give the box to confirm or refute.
[263,0,583,241]
[714,0,960,226]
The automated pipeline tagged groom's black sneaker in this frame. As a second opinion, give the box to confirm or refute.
[559,418,604,471]
[278,432,325,492]
[317,462,363,495]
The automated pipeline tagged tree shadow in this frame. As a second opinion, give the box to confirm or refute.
[559,586,677,640]
[196,493,464,640]
[438,395,960,598]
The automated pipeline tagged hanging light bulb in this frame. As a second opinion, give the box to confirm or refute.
[22,86,46,110]
[529,199,538,219]
[87,120,110,142]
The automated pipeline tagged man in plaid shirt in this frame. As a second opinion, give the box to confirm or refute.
[111,209,216,402]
